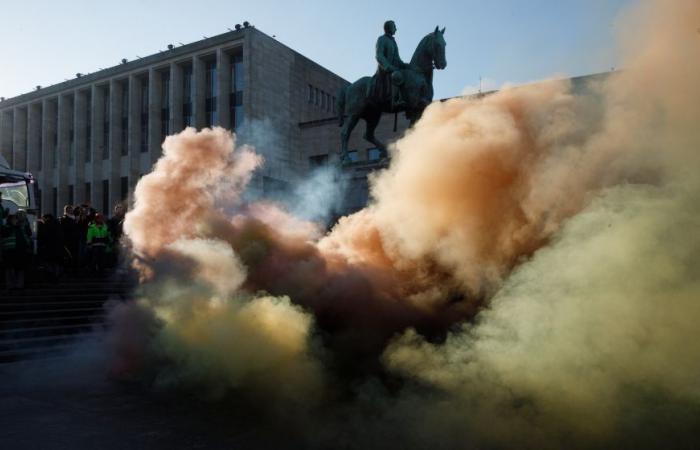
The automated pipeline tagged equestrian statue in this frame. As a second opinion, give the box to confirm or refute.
[337,20,447,164]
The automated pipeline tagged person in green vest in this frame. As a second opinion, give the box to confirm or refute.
[86,213,112,273]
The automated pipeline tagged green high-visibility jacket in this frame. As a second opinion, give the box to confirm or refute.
[87,223,111,247]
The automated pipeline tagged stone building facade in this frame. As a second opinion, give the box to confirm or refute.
[0,22,607,220]
[0,25,355,216]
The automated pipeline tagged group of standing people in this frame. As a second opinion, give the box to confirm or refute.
[1,200,126,292]
[0,192,34,292]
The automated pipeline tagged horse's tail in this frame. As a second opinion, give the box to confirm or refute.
[337,86,346,127]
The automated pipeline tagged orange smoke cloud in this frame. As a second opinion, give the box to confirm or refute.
[107,1,700,448]
[124,127,261,259]
[322,79,637,299]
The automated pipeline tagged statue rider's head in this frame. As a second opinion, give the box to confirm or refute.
[384,20,397,36]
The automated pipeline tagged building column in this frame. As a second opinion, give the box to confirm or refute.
[12,107,27,171]
[27,103,42,173]
[0,110,13,165]
[73,90,88,203]
[148,67,162,165]
[216,48,231,129]
[41,98,56,214]
[0,111,6,164]
[193,55,206,130]
[56,94,72,211]
[170,62,183,133]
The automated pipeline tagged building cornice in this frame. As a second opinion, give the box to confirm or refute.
[0,28,249,109]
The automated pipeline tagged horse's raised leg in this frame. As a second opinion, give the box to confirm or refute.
[340,114,360,165]
[363,109,388,159]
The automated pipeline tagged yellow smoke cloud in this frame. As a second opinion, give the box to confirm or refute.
[383,0,700,447]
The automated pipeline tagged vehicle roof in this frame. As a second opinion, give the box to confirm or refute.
[0,155,31,178]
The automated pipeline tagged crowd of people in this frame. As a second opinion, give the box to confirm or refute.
[0,200,126,292]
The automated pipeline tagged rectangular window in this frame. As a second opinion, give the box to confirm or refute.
[347,149,359,163]
[161,71,170,137]
[233,54,245,92]
[121,84,129,156]
[332,96,336,113]
[85,182,91,205]
[205,60,217,127]
[315,88,320,106]
[103,85,110,160]
[309,154,329,168]
[182,66,193,127]
[367,147,381,161]
[68,184,74,206]
[230,53,245,130]
[321,91,326,110]
[86,92,92,162]
[308,85,313,103]
[102,180,109,216]
[120,176,129,201]
[140,83,149,152]
[52,187,58,217]
[53,135,58,169]
[69,125,74,165]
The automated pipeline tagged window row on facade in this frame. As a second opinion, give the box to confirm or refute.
[0,48,246,218]
[308,146,383,168]
[0,50,245,173]
[307,84,336,114]
[38,175,131,217]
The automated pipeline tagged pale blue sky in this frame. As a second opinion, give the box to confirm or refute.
[0,0,635,100]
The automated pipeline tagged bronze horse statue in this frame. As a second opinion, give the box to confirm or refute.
[337,27,447,164]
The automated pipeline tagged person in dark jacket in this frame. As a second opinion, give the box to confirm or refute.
[59,205,78,268]
[38,214,64,282]
[2,214,31,291]
[74,206,90,269]
[0,191,5,265]
[107,203,126,267]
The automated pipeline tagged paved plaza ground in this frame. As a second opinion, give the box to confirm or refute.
[0,347,302,450]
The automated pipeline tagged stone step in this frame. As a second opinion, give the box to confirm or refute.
[0,321,105,338]
[0,268,135,364]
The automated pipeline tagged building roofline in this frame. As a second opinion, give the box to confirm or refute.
[247,27,349,85]
[297,71,614,128]
[0,27,251,109]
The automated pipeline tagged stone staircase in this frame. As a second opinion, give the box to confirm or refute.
[0,271,136,364]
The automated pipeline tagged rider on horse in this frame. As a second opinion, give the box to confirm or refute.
[337,24,446,165]
[373,20,408,111]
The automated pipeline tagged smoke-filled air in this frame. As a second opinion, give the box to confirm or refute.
[107,1,700,448]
